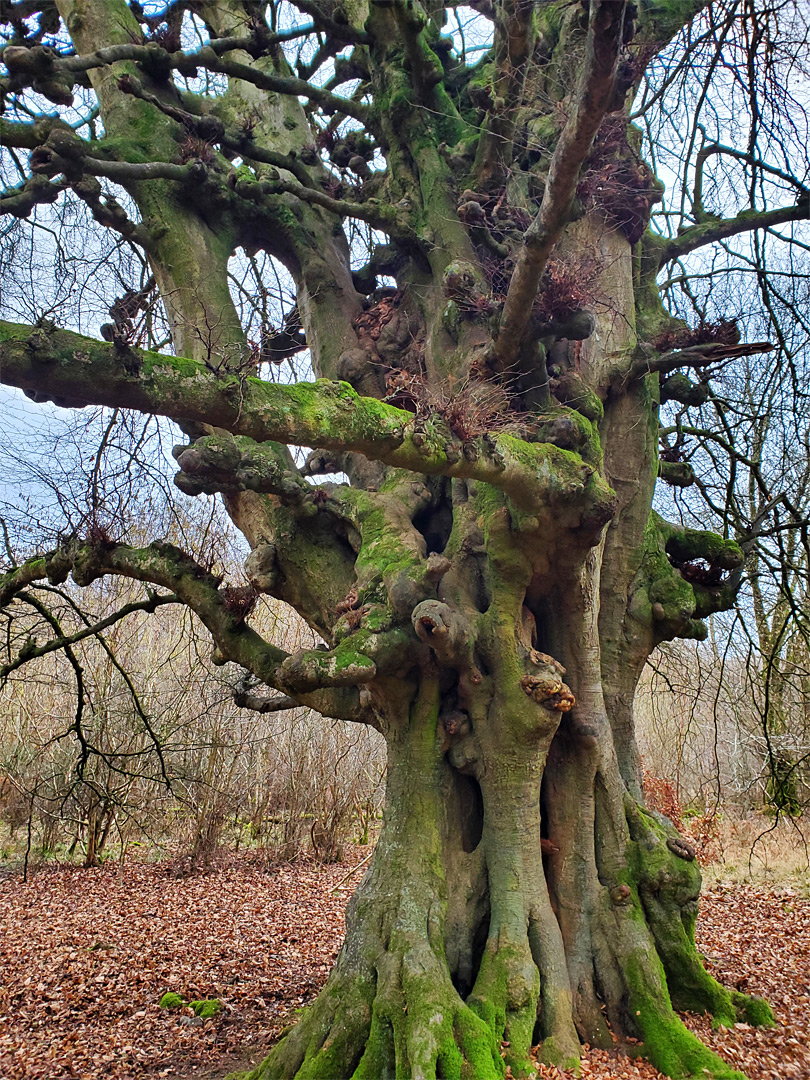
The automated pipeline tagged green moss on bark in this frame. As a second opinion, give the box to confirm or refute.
[623,955,747,1080]
[627,800,775,1035]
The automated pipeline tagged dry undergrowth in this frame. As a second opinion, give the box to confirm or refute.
[0,835,807,1080]
[702,816,810,895]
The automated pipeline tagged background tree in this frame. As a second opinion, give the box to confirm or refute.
[0,503,386,871]
[1,1,809,1078]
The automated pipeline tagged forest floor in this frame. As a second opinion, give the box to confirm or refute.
[0,847,808,1080]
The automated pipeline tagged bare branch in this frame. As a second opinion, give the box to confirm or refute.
[692,141,809,220]
[492,1,627,370]
[662,202,810,263]
[0,590,179,678]
[629,340,775,380]
[1,542,393,700]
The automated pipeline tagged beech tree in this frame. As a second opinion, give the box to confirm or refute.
[1,0,808,1076]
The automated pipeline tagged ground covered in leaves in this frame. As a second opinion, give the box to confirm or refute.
[1,853,807,1080]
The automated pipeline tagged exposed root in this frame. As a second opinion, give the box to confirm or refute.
[620,948,749,1080]
[575,797,771,1079]
[627,800,776,1031]
[242,943,504,1080]
[239,731,774,1080]
[242,971,374,1079]
[468,940,539,1077]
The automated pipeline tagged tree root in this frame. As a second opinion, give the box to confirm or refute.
[627,800,776,1032]
[238,774,775,1080]
[467,939,539,1077]
[242,955,504,1080]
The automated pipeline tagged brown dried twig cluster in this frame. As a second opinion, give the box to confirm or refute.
[533,251,602,324]
[385,372,532,442]
[652,318,740,352]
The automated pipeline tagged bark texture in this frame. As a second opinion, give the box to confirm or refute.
[0,0,794,1076]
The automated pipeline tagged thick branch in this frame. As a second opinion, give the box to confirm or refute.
[2,38,370,120]
[0,174,66,217]
[492,0,627,370]
[238,171,412,239]
[54,29,338,70]
[194,52,371,122]
[28,130,194,183]
[1,543,387,702]
[0,320,614,519]
[233,681,375,725]
[233,688,299,713]
[662,202,810,263]
[0,554,48,607]
[628,340,774,380]
[0,115,66,149]
[112,73,315,187]
[112,74,406,235]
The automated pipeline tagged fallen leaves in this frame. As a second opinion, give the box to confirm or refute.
[0,856,806,1079]
[0,853,363,1079]
[687,883,810,1080]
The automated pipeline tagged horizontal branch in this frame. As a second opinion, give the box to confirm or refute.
[251,174,411,239]
[0,542,390,706]
[55,30,328,72]
[628,340,774,380]
[0,554,49,607]
[111,74,404,234]
[693,141,809,217]
[662,202,810,262]
[203,54,371,122]
[3,38,371,121]
[23,123,194,186]
[233,689,299,713]
[0,115,65,150]
[80,156,192,183]
[0,320,614,519]
[113,73,317,188]
[14,79,396,236]
[0,174,67,217]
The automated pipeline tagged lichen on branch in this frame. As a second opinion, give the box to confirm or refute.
[0,319,615,521]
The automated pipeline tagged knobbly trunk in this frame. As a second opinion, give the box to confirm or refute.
[247,575,768,1080]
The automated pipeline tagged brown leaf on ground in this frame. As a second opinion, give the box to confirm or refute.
[0,856,806,1079]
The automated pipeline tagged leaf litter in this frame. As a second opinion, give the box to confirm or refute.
[0,855,806,1079]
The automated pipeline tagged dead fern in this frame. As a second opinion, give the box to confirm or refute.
[219,585,259,623]
[533,252,601,323]
[577,114,662,244]
[178,135,216,165]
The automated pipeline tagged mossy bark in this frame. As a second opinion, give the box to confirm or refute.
[238,501,768,1080]
[239,652,770,1080]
